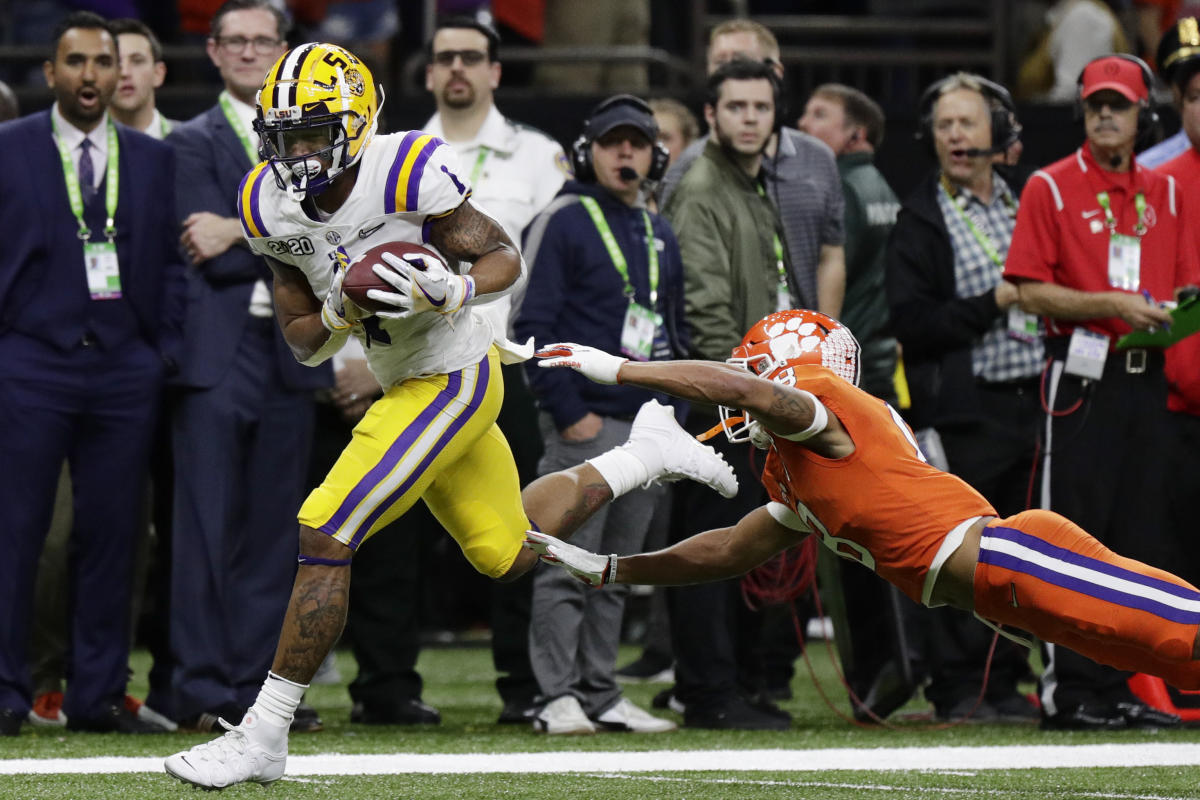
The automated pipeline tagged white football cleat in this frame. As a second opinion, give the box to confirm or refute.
[626,400,738,498]
[533,695,596,735]
[163,715,286,789]
[593,697,678,733]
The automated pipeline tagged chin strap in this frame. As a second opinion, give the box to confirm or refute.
[698,416,740,442]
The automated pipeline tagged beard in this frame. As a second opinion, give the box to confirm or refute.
[440,81,477,110]
[713,118,767,157]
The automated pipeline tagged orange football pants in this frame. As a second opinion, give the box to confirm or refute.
[974,509,1200,690]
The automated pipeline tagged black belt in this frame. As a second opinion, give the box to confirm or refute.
[1045,337,1162,375]
[977,376,1040,393]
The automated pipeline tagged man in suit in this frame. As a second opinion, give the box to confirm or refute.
[163,0,330,733]
[0,11,184,736]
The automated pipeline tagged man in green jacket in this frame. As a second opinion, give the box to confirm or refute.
[663,59,790,362]
[656,58,794,731]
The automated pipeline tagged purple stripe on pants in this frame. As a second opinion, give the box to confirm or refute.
[323,370,464,536]
[346,354,491,548]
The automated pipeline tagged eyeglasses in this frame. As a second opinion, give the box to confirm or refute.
[1083,95,1135,113]
[215,35,283,55]
[432,49,488,67]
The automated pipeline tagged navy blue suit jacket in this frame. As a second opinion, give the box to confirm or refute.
[0,111,184,360]
[167,104,330,390]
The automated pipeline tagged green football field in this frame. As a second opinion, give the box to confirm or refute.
[3,643,1199,799]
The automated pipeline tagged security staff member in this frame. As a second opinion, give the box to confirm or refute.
[1004,54,1200,730]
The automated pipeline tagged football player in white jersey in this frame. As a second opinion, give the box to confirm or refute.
[164,42,737,789]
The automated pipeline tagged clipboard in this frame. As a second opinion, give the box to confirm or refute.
[1117,295,1200,349]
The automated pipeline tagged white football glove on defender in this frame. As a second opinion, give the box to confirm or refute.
[524,530,617,588]
[535,342,628,385]
[321,261,362,332]
[367,252,476,319]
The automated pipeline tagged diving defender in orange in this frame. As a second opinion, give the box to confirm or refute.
[527,310,1200,691]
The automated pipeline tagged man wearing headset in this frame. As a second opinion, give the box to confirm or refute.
[1004,54,1198,730]
[653,58,796,731]
[513,95,687,735]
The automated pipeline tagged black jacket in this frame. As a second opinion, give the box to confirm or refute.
[884,165,1030,430]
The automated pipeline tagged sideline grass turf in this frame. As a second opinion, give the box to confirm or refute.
[2,644,1198,799]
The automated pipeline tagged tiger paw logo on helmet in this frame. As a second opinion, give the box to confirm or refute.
[253,42,384,199]
[720,310,862,447]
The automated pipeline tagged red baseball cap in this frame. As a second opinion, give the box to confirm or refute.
[1079,55,1149,102]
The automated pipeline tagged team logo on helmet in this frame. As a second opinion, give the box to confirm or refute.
[720,309,861,447]
[254,42,383,199]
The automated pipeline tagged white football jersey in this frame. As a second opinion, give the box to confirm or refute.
[237,130,496,387]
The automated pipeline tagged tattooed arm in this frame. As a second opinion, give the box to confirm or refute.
[428,199,523,298]
[614,359,856,459]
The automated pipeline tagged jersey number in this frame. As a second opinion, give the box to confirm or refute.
[267,237,315,256]
[789,402,922,572]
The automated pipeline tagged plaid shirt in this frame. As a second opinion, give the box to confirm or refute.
[937,174,1044,382]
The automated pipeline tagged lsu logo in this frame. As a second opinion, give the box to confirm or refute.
[344,68,365,97]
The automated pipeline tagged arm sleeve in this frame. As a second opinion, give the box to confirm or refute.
[659,221,691,358]
[819,150,846,247]
[1003,174,1061,284]
[514,208,592,430]
[1171,179,1200,288]
[884,206,1001,357]
[171,127,266,284]
[665,193,739,360]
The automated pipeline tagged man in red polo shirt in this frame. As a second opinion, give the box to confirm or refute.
[1004,53,1200,730]
[1156,21,1200,594]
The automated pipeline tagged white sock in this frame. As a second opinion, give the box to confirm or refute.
[586,446,650,500]
[243,672,306,746]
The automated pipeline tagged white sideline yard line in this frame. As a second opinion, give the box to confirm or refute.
[1,743,1198,775]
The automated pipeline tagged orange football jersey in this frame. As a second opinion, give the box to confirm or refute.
[761,365,996,603]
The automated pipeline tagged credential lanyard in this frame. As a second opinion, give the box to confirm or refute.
[469,146,490,185]
[1097,190,1147,236]
[219,91,260,164]
[939,175,1013,268]
[755,182,789,300]
[53,116,119,241]
[579,196,659,306]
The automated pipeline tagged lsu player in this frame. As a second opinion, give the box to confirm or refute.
[528,310,1200,697]
[164,43,737,789]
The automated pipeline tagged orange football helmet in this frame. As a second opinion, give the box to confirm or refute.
[720,309,861,445]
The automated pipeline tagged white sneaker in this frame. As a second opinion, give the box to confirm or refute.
[594,697,678,733]
[164,715,287,788]
[626,400,738,498]
[532,695,596,735]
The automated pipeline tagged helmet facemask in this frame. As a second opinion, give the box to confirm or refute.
[720,310,861,448]
[254,44,383,200]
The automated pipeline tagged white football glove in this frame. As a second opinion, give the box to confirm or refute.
[366,251,475,319]
[524,530,617,588]
[535,342,628,385]
[321,260,363,332]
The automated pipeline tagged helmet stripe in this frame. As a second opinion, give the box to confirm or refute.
[237,163,271,238]
[272,43,315,110]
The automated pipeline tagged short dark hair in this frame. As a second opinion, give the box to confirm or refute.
[812,83,887,149]
[429,16,501,63]
[50,11,114,60]
[210,0,290,41]
[706,58,778,108]
[109,18,164,63]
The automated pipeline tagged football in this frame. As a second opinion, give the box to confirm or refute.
[342,241,448,313]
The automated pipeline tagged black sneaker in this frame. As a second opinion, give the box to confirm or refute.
[66,703,164,734]
[1041,702,1127,731]
[350,698,440,725]
[615,653,674,683]
[497,700,539,725]
[1114,701,1180,729]
[0,708,21,736]
[683,695,790,731]
[291,701,324,733]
